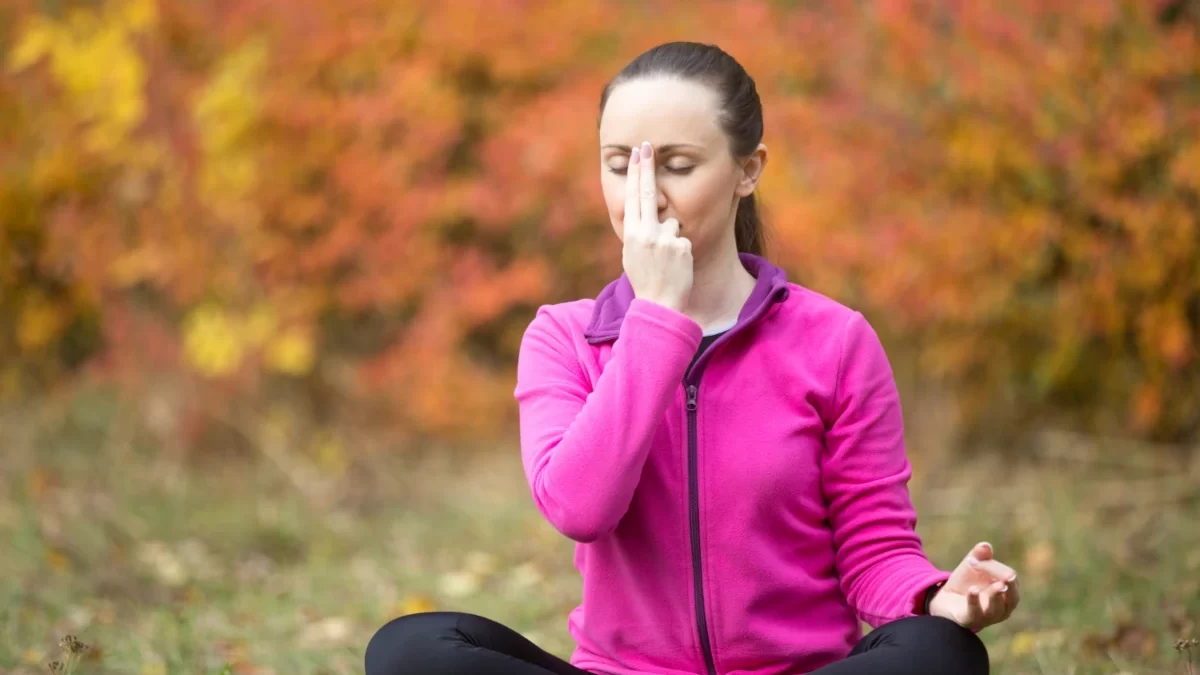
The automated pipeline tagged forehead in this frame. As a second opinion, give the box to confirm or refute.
[599,77,725,148]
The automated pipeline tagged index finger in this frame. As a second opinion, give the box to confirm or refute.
[973,558,1016,582]
[625,146,640,231]
[1003,575,1021,617]
[639,141,659,231]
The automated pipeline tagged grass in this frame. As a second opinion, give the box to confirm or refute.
[1,394,1198,675]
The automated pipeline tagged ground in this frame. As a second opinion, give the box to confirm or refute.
[2,397,1198,675]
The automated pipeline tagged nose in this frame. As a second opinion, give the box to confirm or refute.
[656,188,667,218]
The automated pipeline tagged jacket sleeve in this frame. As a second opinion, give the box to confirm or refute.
[514,299,701,543]
[821,311,951,627]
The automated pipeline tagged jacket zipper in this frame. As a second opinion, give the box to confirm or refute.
[679,287,785,675]
[686,382,718,675]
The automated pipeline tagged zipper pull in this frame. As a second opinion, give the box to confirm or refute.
[686,385,698,412]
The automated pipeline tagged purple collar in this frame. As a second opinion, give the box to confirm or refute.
[583,252,791,344]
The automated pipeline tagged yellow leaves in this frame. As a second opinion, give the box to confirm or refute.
[183,305,246,378]
[7,16,57,72]
[265,330,315,377]
[180,302,316,374]
[1169,138,1200,192]
[256,304,315,376]
[16,292,64,352]
[3,0,1200,443]
[183,303,316,378]
[1007,630,1065,658]
[245,305,278,347]
[118,0,158,31]
[30,142,83,194]
[46,547,72,574]
[1008,631,1036,657]
[311,431,347,477]
[7,0,153,154]
[399,594,436,615]
[108,245,169,288]
[945,117,1036,183]
[194,39,268,216]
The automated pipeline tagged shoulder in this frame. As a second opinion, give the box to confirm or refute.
[776,282,871,335]
[769,283,891,379]
[519,298,596,348]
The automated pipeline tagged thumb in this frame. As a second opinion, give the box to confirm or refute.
[969,541,994,563]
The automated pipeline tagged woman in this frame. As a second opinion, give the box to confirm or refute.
[366,42,1020,675]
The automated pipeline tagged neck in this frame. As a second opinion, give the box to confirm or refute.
[683,244,757,330]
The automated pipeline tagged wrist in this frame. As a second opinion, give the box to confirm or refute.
[923,580,947,616]
[641,296,686,313]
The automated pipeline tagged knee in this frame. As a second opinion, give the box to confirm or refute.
[898,615,990,674]
[365,612,461,675]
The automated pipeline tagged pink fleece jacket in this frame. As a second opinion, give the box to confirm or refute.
[513,253,951,675]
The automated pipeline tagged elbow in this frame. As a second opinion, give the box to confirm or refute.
[529,467,619,543]
[535,500,616,543]
[558,524,607,544]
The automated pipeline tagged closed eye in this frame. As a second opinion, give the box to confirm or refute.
[608,166,695,176]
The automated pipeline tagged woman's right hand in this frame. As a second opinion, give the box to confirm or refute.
[622,141,693,313]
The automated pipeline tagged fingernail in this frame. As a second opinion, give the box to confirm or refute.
[980,541,992,550]
[641,141,652,158]
[631,148,640,165]
[1001,584,1009,592]
[1008,573,1017,582]
[967,556,979,567]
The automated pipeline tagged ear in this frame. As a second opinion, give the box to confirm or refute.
[735,143,768,198]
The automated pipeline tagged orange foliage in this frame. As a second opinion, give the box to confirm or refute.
[2,0,1198,443]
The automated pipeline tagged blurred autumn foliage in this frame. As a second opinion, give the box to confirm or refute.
[2,0,1198,447]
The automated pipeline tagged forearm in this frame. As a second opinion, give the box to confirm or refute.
[516,299,701,542]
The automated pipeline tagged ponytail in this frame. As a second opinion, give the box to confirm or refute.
[734,193,766,256]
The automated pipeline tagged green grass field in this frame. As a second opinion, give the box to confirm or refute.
[2,396,1198,675]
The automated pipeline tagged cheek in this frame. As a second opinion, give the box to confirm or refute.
[600,173,626,236]
[670,173,732,228]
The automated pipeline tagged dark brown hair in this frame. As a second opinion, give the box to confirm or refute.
[599,41,768,256]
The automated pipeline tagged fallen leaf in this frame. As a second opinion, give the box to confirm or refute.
[137,542,188,586]
[464,550,498,577]
[67,605,94,630]
[439,570,482,598]
[27,468,52,498]
[1082,621,1158,659]
[1009,629,1064,658]
[1009,631,1036,657]
[96,603,116,625]
[399,594,436,615]
[1023,541,1055,577]
[300,616,353,648]
[46,547,71,573]
[504,562,544,594]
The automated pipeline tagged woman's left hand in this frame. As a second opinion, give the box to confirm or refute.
[929,541,1021,631]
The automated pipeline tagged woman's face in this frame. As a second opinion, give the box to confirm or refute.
[598,77,764,259]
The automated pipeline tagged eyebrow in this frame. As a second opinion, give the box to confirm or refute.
[601,143,704,153]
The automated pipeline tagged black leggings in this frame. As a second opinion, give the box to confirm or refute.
[365,611,988,675]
